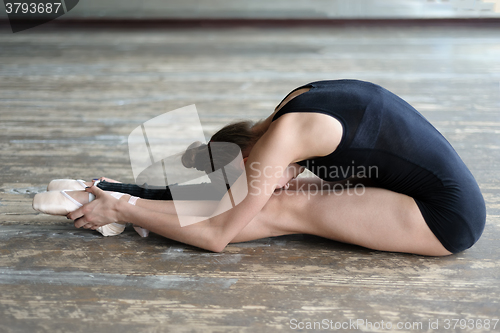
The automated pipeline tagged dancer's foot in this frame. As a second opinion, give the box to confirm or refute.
[34,189,148,238]
[33,190,128,237]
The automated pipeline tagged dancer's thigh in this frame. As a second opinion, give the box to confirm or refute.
[233,187,451,256]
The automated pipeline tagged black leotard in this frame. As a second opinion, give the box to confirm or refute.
[272,79,486,253]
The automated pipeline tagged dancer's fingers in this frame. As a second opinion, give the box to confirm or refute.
[67,187,100,221]
[67,208,83,222]
[85,184,104,197]
[98,176,121,183]
[69,186,120,228]
[73,216,88,228]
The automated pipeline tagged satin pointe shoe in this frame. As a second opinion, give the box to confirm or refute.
[33,189,125,237]
[33,190,95,216]
[47,179,88,191]
[96,223,126,237]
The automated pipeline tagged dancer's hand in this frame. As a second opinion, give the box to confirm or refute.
[94,177,122,184]
[68,186,123,230]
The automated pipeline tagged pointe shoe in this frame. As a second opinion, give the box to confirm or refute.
[33,190,95,216]
[97,223,148,238]
[47,179,87,191]
[96,223,126,237]
[32,189,127,237]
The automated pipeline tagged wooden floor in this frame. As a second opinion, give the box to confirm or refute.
[0,21,499,332]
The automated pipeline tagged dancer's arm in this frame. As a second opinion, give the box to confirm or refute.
[69,113,343,252]
[136,198,219,216]
[70,120,301,252]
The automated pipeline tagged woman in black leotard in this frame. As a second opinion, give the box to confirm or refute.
[49,80,487,255]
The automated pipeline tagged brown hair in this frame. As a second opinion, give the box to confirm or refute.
[181,120,265,173]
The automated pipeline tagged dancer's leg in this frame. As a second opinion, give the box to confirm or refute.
[97,181,224,201]
[72,178,449,255]
[96,181,172,200]
[132,176,371,216]
[127,185,450,255]
[48,178,173,200]
[230,187,452,256]
[135,198,219,216]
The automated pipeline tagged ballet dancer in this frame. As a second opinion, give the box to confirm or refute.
[33,80,486,256]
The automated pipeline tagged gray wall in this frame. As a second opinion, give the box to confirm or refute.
[2,0,500,20]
